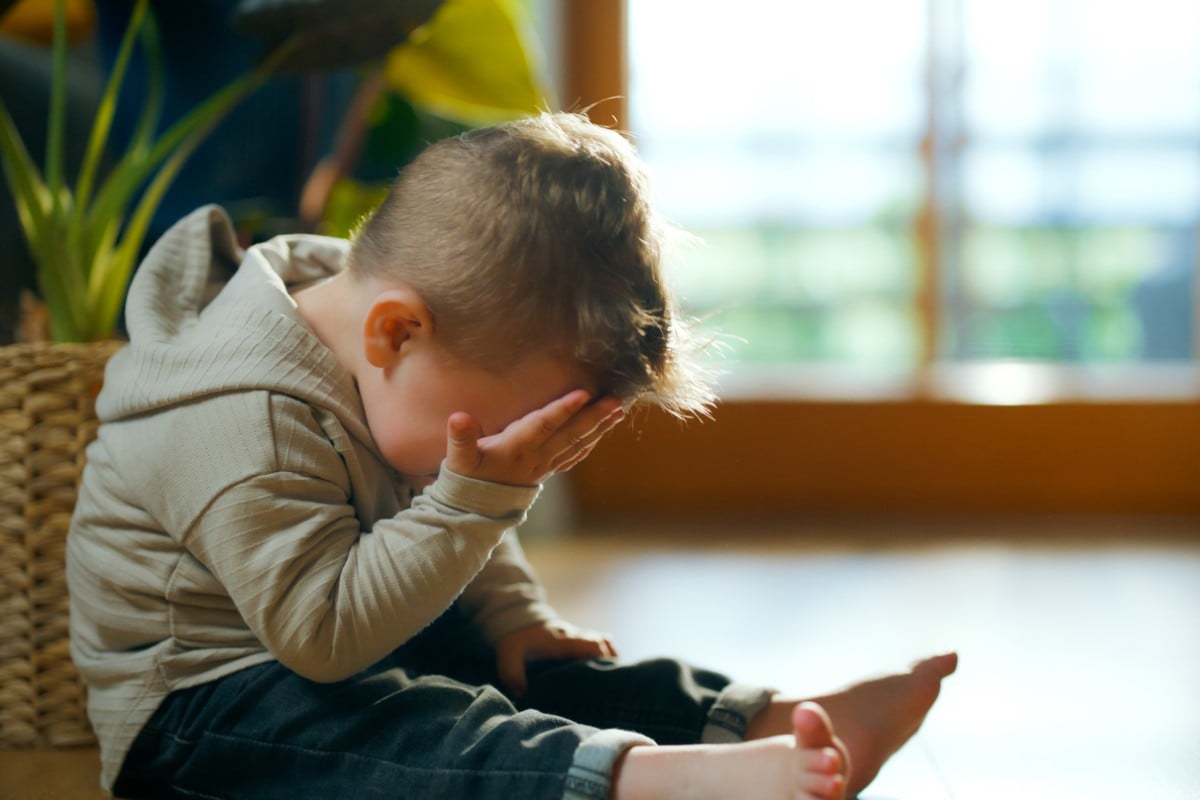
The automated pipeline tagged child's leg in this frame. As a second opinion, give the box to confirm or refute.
[399,607,777,746]
[743,652,958,797]
[114,654,837,800]
[611,701,846,800]
[113,657,646,800]
[519,656,774,746]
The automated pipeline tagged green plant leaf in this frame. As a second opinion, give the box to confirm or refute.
[320,175,389,238]
[82,65,262,273]
[89,127,209,339]
[385,0,548,125]
[71,0,150,232]
[0,103,52,260]
[72,1,162,279]
[39,235,88,341]
[84,40,293,339]
[85,30,297,246]
[45,0,68,212]
[126,7,164,160]
[1,100,88,339]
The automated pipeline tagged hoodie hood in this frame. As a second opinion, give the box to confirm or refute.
[98,205,375,451]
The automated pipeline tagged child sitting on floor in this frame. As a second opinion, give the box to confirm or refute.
[67,112,956,800]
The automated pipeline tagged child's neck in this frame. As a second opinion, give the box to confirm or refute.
[292,272,368,375]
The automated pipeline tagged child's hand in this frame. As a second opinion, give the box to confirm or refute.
[445,390,624,486]
[494,620,617,696]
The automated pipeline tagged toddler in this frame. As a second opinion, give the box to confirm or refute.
[67,112,955,800]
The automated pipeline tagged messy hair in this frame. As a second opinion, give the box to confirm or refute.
[346,112,713,417]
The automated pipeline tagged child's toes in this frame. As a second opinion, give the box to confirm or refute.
[799,769,847,800]
[792,701,837,749]
[797,746,843,775]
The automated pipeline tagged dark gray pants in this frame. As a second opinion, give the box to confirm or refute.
[114,606,772,800]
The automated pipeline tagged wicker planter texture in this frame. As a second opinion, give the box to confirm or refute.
[0,340,122,748]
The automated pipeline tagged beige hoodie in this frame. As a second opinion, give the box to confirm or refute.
[66,206,557,790]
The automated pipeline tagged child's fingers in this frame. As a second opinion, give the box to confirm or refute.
[458,393,621,484]
[573,403,626,447]
[600,635,617,658]
[564,637,608,659]
[495,646,528,697]
[522,392,621,452]
[547,405,625,473]
[550,439,599,474]
[482,391,615,464]
[444,412,485,474]
[551,450,587,475]
[507,389,593,446]
[532,637,609,665]
[549,433,602,474]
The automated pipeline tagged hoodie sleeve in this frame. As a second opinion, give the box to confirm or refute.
[133,390,538,683]
[458,531,560,644]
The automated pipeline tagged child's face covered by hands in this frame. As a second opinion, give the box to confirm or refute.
[362,343,624,487]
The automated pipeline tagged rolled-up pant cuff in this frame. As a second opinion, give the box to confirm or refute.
[700,682,776,744]
[562,681,774,799]
[563,728,655,800]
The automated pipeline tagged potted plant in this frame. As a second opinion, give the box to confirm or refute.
[0,0,548,748]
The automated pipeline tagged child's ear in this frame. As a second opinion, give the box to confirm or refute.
[362,290,433,368]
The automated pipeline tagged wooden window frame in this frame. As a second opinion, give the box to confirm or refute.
[559,1,1200,518]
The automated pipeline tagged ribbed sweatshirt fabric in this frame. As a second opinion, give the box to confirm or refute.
[66,206,556,789]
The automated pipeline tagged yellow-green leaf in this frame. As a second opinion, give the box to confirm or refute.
[385,0,549,125]
[321,176,389,239]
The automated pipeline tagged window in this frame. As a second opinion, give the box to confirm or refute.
[627,0,1200,391]
[560,0,1200,517]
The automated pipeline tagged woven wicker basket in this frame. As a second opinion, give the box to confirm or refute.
[0,340,122,748]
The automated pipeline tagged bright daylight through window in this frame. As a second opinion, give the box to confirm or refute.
[626,0,1199,399]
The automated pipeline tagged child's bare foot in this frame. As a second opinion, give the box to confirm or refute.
[790,701,848,800]
[815,653,957,795]
[746,652,958,797]
[613,701,846,799]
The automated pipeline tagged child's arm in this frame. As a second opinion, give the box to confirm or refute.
[139,389,619,685]
[457,530,558,642]
[446,392,627,693]
[132,392,528,683]
[180,436,531,682]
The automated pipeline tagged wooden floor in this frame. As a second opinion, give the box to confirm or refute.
[524,515,1200,800]
[3,515,1197,799]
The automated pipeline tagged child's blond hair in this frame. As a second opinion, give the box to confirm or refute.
[347,112,713,417]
